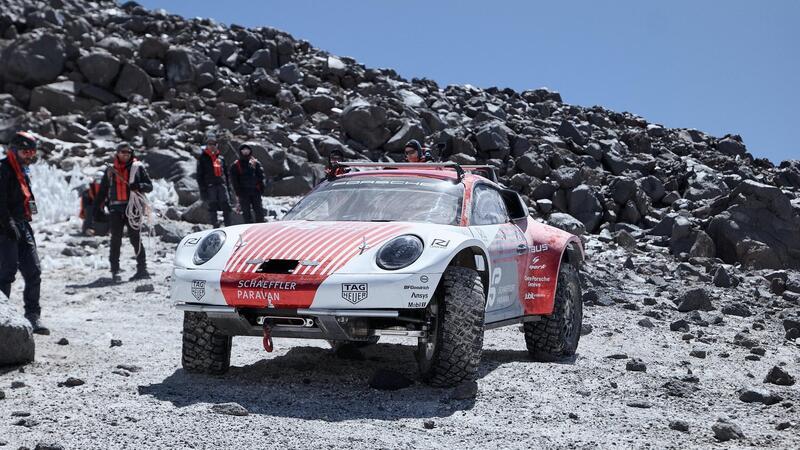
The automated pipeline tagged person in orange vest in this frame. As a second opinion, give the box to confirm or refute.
[196,132,233,227]
[79,170,107,236]
[0,131,48,334]
[230,144,266,223]
[324,149,349,180]
[93,143,153,283]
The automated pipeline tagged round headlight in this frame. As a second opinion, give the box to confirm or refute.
[193,230,226,265]
[376,235,424,270]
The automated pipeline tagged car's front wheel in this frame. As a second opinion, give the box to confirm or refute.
[416,266,485,387]
[182,311,232,375]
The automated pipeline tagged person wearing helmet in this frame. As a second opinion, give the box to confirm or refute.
[93,143,153,283]
[230,144,266,223]
[79,170,108,236]
[0,131,48,334]
[403,139,432,163]
[196,132,233,227]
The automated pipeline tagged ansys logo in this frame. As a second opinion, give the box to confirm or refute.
[341,283,368,304]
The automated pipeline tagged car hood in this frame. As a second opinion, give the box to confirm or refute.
[223,220,413,276]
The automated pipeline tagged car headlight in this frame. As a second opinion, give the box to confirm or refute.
[376,235,424,270]
[193,230,226,265]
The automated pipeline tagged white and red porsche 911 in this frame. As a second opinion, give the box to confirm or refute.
[172,162,584,386]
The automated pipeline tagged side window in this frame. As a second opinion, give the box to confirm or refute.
[470,185,509,225]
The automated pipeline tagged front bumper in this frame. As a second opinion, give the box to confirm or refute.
[175,303,426,340]
[170,267,443,310]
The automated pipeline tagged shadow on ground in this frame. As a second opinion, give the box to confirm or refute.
[138,342,575,421]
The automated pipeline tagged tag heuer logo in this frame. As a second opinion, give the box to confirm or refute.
[191,280,206,301]
[341,283,368,304]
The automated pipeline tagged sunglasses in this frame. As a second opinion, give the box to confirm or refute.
[20,148,37,154]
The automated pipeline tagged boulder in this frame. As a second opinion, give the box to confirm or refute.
[77,52,121,88]
[139,36,169,59]
[29,81,101,116]
[676,288,714,312]
[707,180,800,269]
[475,121,511,156]
[516,153,550,179]
[557,120,587,145]
[1,31,65,86]
[300,95,335,114]
[547,213,586,236]
[0,294,35,366]
[341,99,391,150]
[684,164,730,201]
[717,137,746,157]
[384,120,425,152]
[567,184,603,233]
[114,63,153,100]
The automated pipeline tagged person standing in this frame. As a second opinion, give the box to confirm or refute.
[79,170,107,236]
[196,132,233,227]
[0,131,48,334]
[230,144,266,224]
[403,139,432,163]
[94,143,153,283]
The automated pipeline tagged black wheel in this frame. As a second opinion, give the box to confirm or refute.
[182,311,232,375]
[523,262,582,357]
[416,266,485,387]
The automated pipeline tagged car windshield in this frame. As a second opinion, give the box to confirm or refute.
[283,177,463,225]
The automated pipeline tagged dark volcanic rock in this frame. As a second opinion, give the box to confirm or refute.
[676,288,714,312]
[764,366,795,386]
[2,31,65,86]
[0,296,35,366]
[712,420,745,442]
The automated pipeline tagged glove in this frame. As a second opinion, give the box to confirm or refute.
[129,182,140,192]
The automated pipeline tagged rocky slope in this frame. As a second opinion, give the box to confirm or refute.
[0,0,799,448]
[1,0,799,269]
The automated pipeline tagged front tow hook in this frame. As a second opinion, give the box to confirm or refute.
[262,322,274,352]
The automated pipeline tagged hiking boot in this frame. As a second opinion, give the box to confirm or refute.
[112,272,122,283]
[130,269,151,281]
[25,314,50,335]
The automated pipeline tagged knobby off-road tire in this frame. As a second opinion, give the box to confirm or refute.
[416,266,485,387]
[182,311,232,375]
[524,262,582,357]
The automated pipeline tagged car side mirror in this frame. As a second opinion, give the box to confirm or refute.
[500,189,528,221]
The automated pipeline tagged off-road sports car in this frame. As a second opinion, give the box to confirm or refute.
[172,162,584,386]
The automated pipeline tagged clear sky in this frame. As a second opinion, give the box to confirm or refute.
[138,0,798,163]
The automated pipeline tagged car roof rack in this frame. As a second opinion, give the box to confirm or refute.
[332,161,467,183]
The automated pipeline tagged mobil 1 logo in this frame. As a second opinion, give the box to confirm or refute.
[342,283,368,304]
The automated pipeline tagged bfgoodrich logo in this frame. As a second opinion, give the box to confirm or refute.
[341,283,368,304]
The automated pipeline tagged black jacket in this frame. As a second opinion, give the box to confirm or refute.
[196,149,229,194]
[230,157,266,196]
[0,157,36,232]
[95,159,153,214]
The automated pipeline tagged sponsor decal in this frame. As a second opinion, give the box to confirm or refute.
[407,301,427,308]
[237,279,297,290]
[404,285,430,290]
[357,236,371,254]
[299,260,320,266]
[525,292,535,300]
[528,256,546,271]
[485,267,503,308]
[431,239,450,249]
[530,243,549,253]
[245,258,265,265]
[185,237,200,246]
[420,275,429,283]
[342,283,368,304]
[191,280,206,301]
[525,275,552,289]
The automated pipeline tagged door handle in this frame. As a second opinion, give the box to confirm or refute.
[516,244,528,254]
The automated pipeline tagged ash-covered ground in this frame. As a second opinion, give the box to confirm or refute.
[1,217,797,449]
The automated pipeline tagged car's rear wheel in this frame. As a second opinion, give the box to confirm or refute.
[416,266,485,387]
[182,311,232,375]
[523,262,582,357]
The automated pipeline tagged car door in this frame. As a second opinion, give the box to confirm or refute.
[468,184,527,322]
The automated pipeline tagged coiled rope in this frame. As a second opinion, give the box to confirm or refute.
[125,162,155,256]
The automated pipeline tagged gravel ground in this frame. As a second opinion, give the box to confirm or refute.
[1,224,799,449]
